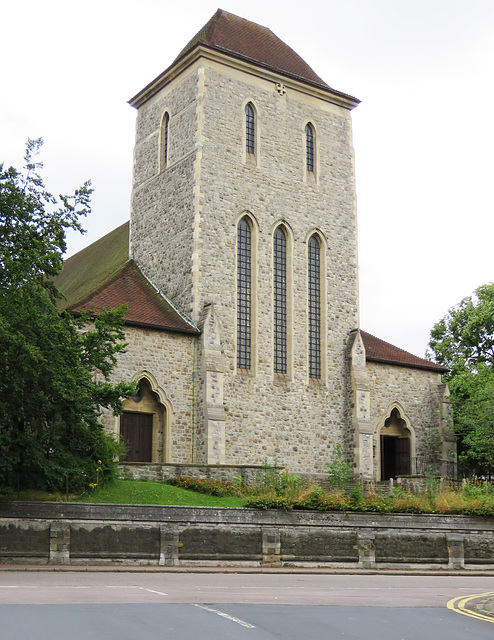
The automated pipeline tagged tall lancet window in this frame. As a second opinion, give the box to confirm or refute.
[305,123,315,173]
[237,217,252,370]
[245,103,255,155]
[308,234,321,378]
[273,226,287,374]
[160,112,170,170]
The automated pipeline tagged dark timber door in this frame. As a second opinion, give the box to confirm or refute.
[381,436,410,480]
[396,437,411,476]
[120,412,153,462]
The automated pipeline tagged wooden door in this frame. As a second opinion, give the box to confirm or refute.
[396,437,411,476]
[120,412,153,462]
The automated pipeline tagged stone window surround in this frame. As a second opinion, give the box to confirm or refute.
[242,99,260,167]
[305,229,328,384]
[234,211,259,375]
[159,110,170,171]
[271,221,294,379]
[302,119,319,184]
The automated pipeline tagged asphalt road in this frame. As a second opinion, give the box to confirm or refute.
[0,572,492,639]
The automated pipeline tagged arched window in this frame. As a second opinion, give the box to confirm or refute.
[305,123,315,173]
[237,217,252,370]
[273,226,287,374]
[245,103,255,155]
[160,112,169,169]
[308,234,321,378]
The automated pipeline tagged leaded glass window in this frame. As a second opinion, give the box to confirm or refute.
[273,226,287,374]
[161,112,169,169]
[237,217,252,369]
[245,103,255,155]
[305,123,314,173]
[308,234,321,378]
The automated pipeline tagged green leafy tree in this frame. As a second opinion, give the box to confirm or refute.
[0,139,133,494]
[428,284,494,476]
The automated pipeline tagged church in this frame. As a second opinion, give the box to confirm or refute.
[56,9,456,482]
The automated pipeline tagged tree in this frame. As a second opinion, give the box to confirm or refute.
[428,283,494,476]
[0,140,133,494]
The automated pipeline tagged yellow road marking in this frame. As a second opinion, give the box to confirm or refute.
[447,592,494,624]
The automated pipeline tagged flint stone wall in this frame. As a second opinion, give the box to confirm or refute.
[0,503,492,569]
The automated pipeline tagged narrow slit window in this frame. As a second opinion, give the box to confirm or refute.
[161,112,169,169]
[305,123,314,173]
[237,217,252,370]
[245,103,255,155]
[273,226,287,374]
[308,235,321,378]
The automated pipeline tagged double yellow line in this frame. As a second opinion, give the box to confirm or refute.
[447,592,494,624]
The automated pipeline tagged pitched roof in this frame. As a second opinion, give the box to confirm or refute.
[55,224,198,335]
[360,330,447,373]
[54,221,129,309]
[67,260,198,334]
[174,9,330,89]
[129,10,359,107]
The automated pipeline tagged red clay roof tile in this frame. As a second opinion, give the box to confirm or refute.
[174,9,331,89]
[68,260,198,335]
[360,330,447,372]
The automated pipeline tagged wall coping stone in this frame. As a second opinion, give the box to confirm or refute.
[1,502,493,533]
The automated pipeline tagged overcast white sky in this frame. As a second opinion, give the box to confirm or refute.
[2,0,493,358]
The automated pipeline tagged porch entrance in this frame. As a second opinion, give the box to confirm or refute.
[380,435,410,480]
[120,411,153,462]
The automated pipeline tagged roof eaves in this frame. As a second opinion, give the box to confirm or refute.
[134,259,200,333]
[129,44,359,110]
[365,356,448,373]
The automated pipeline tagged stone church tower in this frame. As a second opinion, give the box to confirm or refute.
[128,10,361,473]
[57,9,455,481]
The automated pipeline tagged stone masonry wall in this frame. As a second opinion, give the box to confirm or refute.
[196,64,359,474]
[99,326,198,464]
[130,70,199,317]
[1,503,492,569]
[128,57,360,474]
[366,361,445,476]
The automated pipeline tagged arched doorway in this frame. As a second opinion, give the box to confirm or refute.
[379,407,412,480]
[120,377,168,462]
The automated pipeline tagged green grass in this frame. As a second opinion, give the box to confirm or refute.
[75,479,247,507]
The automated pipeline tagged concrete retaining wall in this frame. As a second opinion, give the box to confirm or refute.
[0,502,493,569]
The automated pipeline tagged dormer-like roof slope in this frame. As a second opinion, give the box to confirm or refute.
[129,9,359,108]
[54,221,129,310]
[54,223,198,335]
[174,9,329,89]
[67,260,199,335]
[361,330,447,373]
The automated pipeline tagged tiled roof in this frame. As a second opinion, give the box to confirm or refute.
[173,9,331,89]
[67,260,199,335]
[360,330,447,373]
[54,221,129,310]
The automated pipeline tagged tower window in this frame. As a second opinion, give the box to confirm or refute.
[237,217,252,370]
[245,103,255,155]
[273,226,287,374]
[161,112,169,169]
[305,123,314,173]
[308,234,321,378]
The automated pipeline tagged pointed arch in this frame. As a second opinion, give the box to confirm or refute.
[242,101,259,166]
[236,213,258,371]
[119,370,173,463]
[160,111,170,170]
[271,222,294,377]
[245,102,255,155]
[308,233,321,378]
[376,402,416,480]
[305,122,315,173]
